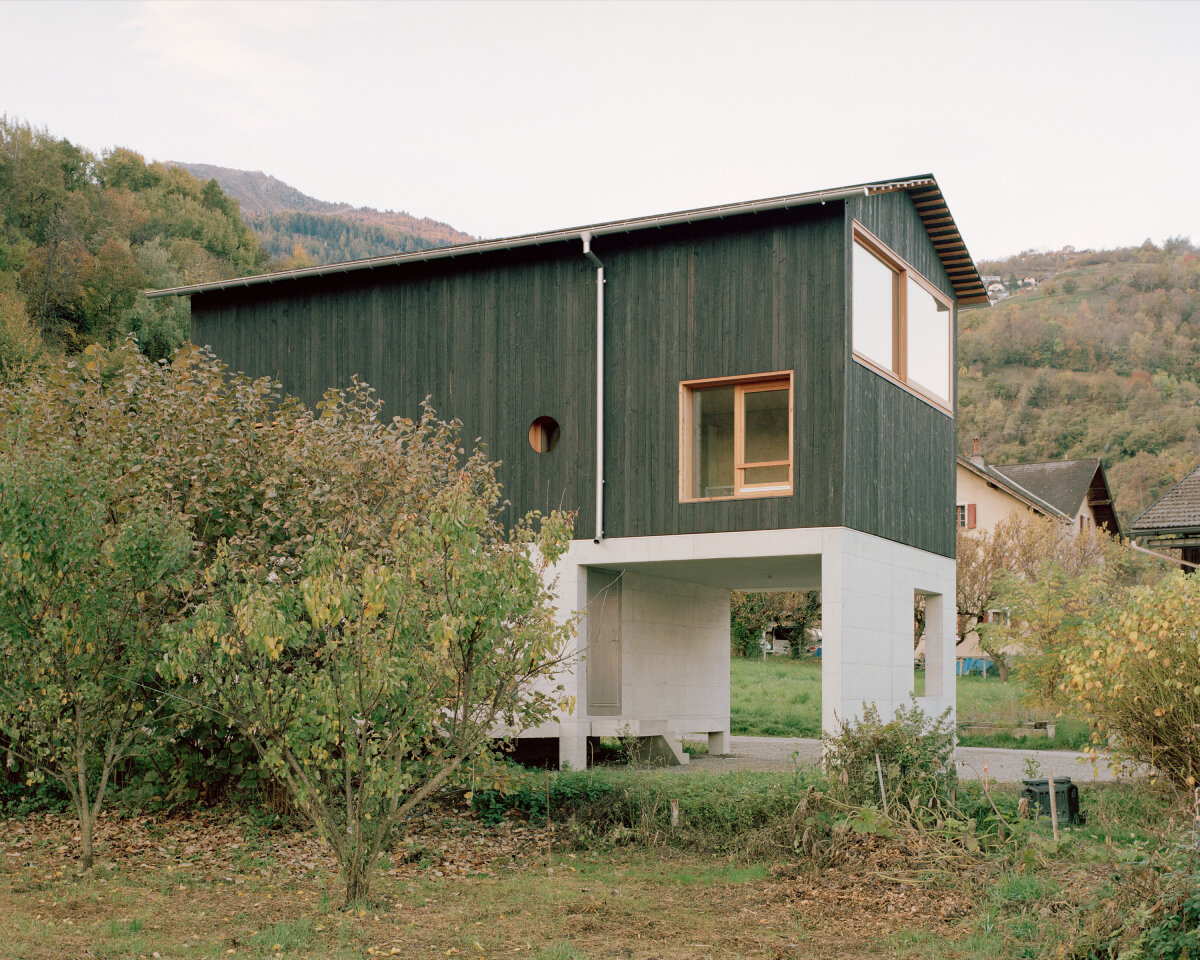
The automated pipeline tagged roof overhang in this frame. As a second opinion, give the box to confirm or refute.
[147,175,986,303]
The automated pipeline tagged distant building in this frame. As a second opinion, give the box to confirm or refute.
[956,444,1120,536]
[1129,463,1200,570]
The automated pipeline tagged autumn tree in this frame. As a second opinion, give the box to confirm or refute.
[955,512,1115,680]
[1062,571,1200,788]
[174,383,575,906]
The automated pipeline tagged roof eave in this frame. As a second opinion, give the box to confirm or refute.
[147,175,987,303]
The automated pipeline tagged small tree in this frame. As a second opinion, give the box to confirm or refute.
[956,512,1114,680]
[1063,571,1200,788]
[174,393,576,906]
[0,441,191,867]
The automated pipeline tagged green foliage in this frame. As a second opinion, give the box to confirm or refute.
[1128,886,1200,959]
[1063,570,1200,789]
[822,701,957,812]
[148,357,577,906]
[0,118,267,363]
[0,345,196,864]
[963,240,1200,525]
[729,590,819,658]
[471,769,615,825]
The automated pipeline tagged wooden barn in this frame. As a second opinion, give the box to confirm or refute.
[151,175,986,767]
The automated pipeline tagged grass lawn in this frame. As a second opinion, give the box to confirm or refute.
[0,777,1188,959]
[729,658,1091,750]
[729,657,822,737]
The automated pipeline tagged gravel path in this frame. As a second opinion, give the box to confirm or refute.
[675,735,1134,783]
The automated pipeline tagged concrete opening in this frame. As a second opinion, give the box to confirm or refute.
[540,529,957,770]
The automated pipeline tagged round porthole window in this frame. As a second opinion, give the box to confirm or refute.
[528,416,561,453]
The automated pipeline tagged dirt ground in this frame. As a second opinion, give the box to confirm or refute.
[0,807,980,960]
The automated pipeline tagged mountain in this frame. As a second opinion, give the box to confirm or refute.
[173,164,474,265]
[958,238,1200,527]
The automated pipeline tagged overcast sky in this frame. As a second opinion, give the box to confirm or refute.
[3,0,1196,260]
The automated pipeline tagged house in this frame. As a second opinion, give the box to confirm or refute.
[149,175,987,768]
[1129,462,1200,569]
[956,445,1120,536]
[954,446,1120,671]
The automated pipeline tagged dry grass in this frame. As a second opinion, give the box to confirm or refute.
[0,806,971,960]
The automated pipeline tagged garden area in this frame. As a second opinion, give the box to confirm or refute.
[1,344,1199,959]
[2,764,1197,959]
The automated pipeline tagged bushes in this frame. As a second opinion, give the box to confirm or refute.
[1063,570,1200,788]
[822,701,957,813]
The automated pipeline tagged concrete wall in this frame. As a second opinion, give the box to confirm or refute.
[522,526,955,767]
[821,529,956,734]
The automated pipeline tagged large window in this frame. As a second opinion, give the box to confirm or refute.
[680,372,792,501]
[852,223,953,410]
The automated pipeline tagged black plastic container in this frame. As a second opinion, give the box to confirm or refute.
[1020,777,1084,826]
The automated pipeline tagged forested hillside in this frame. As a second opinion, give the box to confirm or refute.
[959,238,1200,526]
[175,163,474,265]
[0,118,268,369]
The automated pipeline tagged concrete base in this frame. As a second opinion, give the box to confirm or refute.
[530,526,956,768]
[708,730,731,756]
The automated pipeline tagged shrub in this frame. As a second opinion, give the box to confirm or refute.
[822,701,957,813]
[1064,571,1200,788]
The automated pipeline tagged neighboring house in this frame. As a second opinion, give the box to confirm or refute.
[985,281,1008,301]
[150,175,986,768]
[954,447,1120,668]
[956,447,1121,536]
[1129,462,1200,569]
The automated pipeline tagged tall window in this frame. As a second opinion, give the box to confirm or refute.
[852,223,954,410]
[680,373,792,501]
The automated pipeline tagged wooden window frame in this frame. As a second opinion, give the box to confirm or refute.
[852,221,955,415]
[956,503,976,529]
[679,371,794,503]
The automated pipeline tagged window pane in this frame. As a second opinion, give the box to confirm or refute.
[744,464,790,485]
[853,242,895,371]
[742,387,789,465]
[906,276,951,402]
[692,386,734,498]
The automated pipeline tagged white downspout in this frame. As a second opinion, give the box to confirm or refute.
[582,232,605,543]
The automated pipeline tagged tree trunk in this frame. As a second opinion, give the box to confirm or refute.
[80,808,94,869]
[997,660,1010,682]
[343,858,372,908]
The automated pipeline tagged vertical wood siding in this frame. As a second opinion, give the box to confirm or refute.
[190,193,955,556]
[598,206,846,538]
[842,192,958,558]
[192,247,597,533]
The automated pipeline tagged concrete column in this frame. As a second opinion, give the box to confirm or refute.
[821,529,957,735]
[708,729,731,755]
[558,734,588,771]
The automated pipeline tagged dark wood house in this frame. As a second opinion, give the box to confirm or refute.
[152,175,985,766]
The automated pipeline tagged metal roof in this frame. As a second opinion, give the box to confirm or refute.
[147,174,988,304]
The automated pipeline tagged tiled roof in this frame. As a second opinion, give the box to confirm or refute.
[1130,462,1200,534]
[991,459,1100,519]
[958,457,1067,520]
